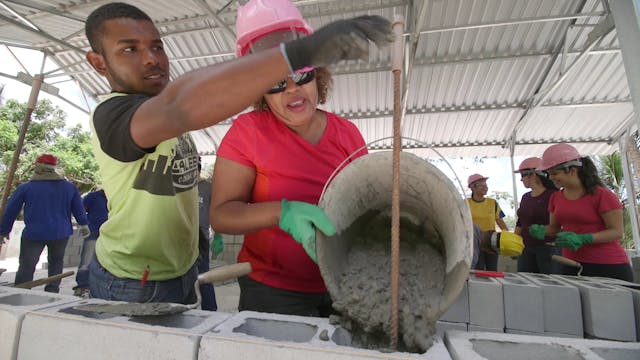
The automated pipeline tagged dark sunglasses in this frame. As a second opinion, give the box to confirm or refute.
[520,170,536,177]
[267,69,316,94]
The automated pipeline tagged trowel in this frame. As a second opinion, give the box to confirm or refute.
[14,270,75,289]
[73,262,251,316]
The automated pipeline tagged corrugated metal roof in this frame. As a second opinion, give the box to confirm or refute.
[0,0,636,158]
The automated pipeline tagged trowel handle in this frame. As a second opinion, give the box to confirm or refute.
[471,270,505,278]
[197,262,252,284]
[551,255,582,268]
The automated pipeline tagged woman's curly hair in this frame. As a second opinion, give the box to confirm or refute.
[252,67,333,111]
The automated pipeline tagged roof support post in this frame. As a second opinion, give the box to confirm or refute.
[619,134,640,254]
[609,0,640,133]
[0,72,43,220]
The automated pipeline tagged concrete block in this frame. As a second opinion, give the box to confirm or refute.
[436,321,467,338]
[552,275,636,341]
[467,324,504,333]
[18,299,232,360]
[0,287,80,360]
[468,274,504,330]
[504,329,580,338]
[439,280,468,323]
[497,273,544,333]
[65,254,81,267]
[612,284,640,341]
[201,311,451,359]
[519,273,583,337]
[444,330,640,360]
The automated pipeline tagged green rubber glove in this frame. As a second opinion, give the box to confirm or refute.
[279,199,336,263]
[556,232,593,251]
[210,233,224,255]
[529,224,546,240]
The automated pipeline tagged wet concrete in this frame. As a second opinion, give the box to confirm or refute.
[329,213,445,353]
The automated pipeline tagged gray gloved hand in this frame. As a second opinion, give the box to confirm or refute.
[283,15,393,71]
[78,225,90,238]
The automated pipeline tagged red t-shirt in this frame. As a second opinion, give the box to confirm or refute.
[549,186,628,264]
[218,110,367,292]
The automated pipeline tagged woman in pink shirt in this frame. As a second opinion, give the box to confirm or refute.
[210,0,369,316]
[530,143,633,281]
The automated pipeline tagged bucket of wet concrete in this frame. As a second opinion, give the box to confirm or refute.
[316,151,473,353]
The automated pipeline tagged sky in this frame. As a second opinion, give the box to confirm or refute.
[1,46,528,217]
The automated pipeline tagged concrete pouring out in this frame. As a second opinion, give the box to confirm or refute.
[316,151,474,353]
[330,226,445,353]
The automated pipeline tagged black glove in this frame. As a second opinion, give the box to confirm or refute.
[283,15,393,71]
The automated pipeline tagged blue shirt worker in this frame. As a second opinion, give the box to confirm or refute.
[0,154,89,293]
[73,189,108,298]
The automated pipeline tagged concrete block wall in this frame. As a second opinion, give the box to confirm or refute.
[467,275,504,331]
[519,273,583,337]
[215,234,244,264]
[18,298,232,360]
[553,275,636,342]
[63,229,84,268]
[0,277,639,359]
[497,256,518,273]
[0,287,80,360]
[497,273,544,333]
[201,311,451,359]
[444,330,640,360]
[439,281,468,324]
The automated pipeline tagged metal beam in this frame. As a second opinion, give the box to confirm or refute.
[610,0,640,134]
[0,12,85,54]
[418,11,606,35]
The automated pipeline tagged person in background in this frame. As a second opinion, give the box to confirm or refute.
[210,0,369,317]
[196,157,221,310]
[0,154,89,292]
[466,173,509,271]
[73,188,108,298]
[83,2,391,304]
[530,143,633,281]
[513,157,560,274]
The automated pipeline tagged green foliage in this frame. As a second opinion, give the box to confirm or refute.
[0,99,98,194]
[595,153,634,249]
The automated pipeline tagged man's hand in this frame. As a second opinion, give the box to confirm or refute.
[279,199,336,263]
[529,224,546,240]
[0,235,8,245]
[283,15,394,71]
[78,225,90,238]
[211,233,224,256]
[556,232,593,251]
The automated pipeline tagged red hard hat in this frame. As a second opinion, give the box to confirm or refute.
[235,0,314,57]
[467,173,488,187]
[514,157,542,173]
[36,153,57,166]
[538,143,581,171]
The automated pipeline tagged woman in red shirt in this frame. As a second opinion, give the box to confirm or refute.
[530,143,633,281]
[211,0,369,316]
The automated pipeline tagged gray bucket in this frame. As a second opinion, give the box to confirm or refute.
[316,151,473,352]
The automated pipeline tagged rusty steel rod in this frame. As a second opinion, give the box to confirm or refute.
[390,14,405,349]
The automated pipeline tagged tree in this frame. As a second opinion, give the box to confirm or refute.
[596,153,634,249]
[0,98,98,194]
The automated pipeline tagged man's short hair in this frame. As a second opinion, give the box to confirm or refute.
[85,2,153,54]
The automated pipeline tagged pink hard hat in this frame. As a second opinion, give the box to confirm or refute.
[235,0,314,57]
[36,153,57,166]
[467,173,488,187]
[538,143,582,171]
[514,157,542,173]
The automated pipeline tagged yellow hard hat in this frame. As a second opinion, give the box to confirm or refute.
[498,231,524,257]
